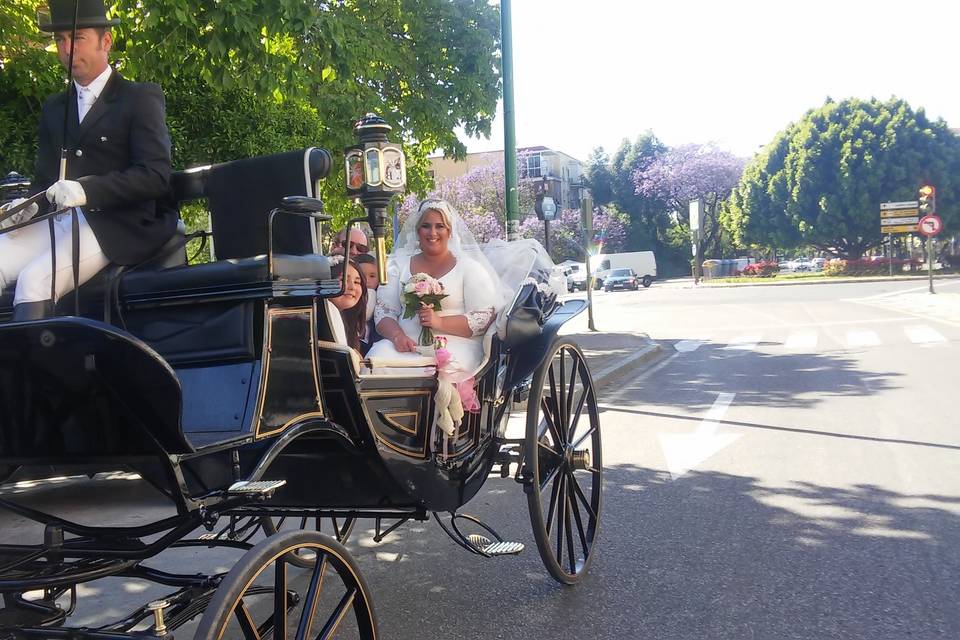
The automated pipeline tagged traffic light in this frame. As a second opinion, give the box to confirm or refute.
[919,185,936,216]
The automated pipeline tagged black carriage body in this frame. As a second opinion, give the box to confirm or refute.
[0,148,559,517]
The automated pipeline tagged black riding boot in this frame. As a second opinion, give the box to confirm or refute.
[11,300,53,322]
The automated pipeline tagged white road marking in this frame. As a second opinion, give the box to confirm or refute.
[723,334,761,351]
[783,330,819,351]
[904,324,947,345]
[674,339,704,353]
[845,329,881,348]
[659,392,740,480]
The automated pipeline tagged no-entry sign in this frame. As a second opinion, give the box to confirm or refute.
[918,214,943,237]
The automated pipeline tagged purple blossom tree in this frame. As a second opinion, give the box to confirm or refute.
[396,157,536,243]
[519,207,627,262]
[633,144,746,259]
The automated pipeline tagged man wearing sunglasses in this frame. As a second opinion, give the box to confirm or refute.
[331,227,370,257]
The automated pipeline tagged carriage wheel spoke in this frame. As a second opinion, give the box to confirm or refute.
[544,468,564,536]
[295,556,328,640]
[537,437,563,458]
[272,558,288,640]
[559,351,568,431]
[317,587,358,640]
[554,473,567,563]
[234,600,262,640]
[565,356,580,434]
[567,385,589,444]
[538,454,563,491]
[566,472,590,557]
[568,471,598,522]
[540,398,564,447]
[572,422,597,450]
[564,484,577,574]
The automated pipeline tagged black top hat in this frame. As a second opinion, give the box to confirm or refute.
[38,0,120,32]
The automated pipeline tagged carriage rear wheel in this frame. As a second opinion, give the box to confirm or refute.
[524,338,602,585]
[260,515,357,569]
[194,530,377,640]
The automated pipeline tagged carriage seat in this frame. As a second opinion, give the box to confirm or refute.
[118,253,332,301]
[119,148,333,303]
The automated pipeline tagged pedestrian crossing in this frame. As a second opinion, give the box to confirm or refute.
[675,323,953,354]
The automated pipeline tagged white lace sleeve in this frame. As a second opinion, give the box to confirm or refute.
[465,308,495,335]
[374,287,402,327]
[461,257,497,336]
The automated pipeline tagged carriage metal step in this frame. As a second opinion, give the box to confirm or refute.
[467,534,524,557]
[227,480,286,496]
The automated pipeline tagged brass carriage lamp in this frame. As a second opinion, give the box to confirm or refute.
[345,113,407,284]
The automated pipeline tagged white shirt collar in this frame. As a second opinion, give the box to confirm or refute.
[75,65,112,100]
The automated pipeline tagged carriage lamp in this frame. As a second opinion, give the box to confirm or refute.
[345,113,407,284]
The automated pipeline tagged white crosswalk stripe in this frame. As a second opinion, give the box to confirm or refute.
[675,323,952,356]
[723,334,761,351]
[904,324,946,345]
[783,330,818,351]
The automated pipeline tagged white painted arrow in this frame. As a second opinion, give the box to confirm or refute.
[659,392,740,480]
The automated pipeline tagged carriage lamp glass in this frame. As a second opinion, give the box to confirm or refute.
[344,113,407,283]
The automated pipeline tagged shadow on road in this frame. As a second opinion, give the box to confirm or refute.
[2,463,957,639]
[603,339,902,411]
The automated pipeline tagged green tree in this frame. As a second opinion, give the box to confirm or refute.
[0,0,501,226]
[726,97,960,259]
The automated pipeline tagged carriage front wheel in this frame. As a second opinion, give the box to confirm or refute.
[194,530,377,640]
[524,338,602,585]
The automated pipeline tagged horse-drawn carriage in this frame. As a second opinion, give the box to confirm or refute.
[0,130,602,638]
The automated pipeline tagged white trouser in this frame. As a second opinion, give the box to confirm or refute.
[0,209,109,305]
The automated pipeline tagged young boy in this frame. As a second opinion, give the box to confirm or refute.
[353,253,380,291]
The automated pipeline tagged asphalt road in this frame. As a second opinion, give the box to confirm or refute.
[3,278,959,639]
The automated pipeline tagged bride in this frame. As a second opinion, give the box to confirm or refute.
[367,199,502,382]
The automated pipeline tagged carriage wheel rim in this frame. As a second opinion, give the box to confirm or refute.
[526,341,602,583]
[203,534,376,640]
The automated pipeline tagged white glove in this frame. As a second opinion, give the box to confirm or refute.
[46,180,86,208]
[0,197,39,230]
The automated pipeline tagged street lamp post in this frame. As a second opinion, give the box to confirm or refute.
[344,113,407,284]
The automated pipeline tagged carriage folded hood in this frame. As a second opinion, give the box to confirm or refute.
[0,317,191,460]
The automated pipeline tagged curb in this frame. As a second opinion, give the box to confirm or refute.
[697,274,960,289]
[592,341,665,388]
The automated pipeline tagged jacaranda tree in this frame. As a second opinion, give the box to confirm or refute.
[634,143,746,260]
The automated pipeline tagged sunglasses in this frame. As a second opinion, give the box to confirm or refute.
[333,238,369,254]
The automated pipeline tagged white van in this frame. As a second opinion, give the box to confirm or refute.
[591,252,657,288]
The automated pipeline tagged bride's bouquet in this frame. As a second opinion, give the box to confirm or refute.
[402,273,448,346]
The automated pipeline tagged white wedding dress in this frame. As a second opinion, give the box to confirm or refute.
[366,255,496,381]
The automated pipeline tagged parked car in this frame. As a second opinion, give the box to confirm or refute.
[593,269,610,289]
[602,268,639,291]
[568,267,588,291]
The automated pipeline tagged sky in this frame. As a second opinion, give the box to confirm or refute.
[457,0,960,161]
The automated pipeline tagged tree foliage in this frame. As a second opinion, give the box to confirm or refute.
[584,133,668,250]
[0,0,501,226]
[634,143,746,260]
[726,97,960,258]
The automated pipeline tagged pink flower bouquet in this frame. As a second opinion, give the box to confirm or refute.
[402,273,448,346]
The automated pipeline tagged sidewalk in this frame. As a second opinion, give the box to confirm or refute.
[854,288,960,325]
[562,327,664,389]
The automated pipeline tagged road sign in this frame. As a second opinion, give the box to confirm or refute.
[880,200,920,233]
[881,216,920,226]
[536,195,557,221]
[881,209,918,218]
[918,214,943,237]
[880,200,919,210]
[880,224,918,234]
